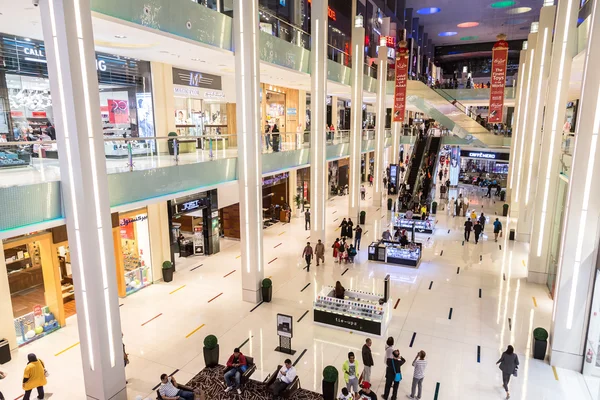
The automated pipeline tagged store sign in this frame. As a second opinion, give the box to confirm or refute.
[19,43,108,72]
[31,111,47,118]
[488,36,509,123]
[307,0,336,20]
[172,67,222,90]
[181,200,201,212]
[174,86,201,97]
[287,108,297,116]
[263,172,289,187]
[204,91,226,99]
[120,214,148,226]
[314,309,380,335]
[469,152,496,159]
[108,99,129,124]
[393,43,409,122]
[460,150,510,161]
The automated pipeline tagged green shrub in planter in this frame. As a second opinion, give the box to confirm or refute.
[533,327,548,341]
[532,327,548,360]
[431,201,438,214]
[203,335,219,367]
[322,366,338,400]
[503,203,510,217]
[162,261,174,282]
[262,278,273,302]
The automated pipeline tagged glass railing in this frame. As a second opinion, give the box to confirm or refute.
[434,88,476,119]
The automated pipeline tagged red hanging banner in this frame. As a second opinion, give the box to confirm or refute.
[393,41,409,122]
[488,34,509,123]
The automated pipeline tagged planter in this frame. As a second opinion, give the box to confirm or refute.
[503,204,510,217]
[322,380,338,400]
[168,139,175,155]
[431,201,438,214]
[387,198,393,210]
[162,266,174,282]
[203,344,219,367]
[262,286,273,302]
[533,338,547,360]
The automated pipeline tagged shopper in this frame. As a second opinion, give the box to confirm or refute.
[0,371,5,400]
[493,218,503,242]
[22,354,46,400]
[347,218,354,239]
[382,229,392,241]
[355,225,363,250]
[302,242,313,272]
[384,337,395,366]
[407,351,427,400]
[464,218,473,242]
[224,348,247,394]
[382,350,405,400]
[338,387,353,400]
[305,209,311,230]
[361,185,366,200]
[339,218,349,238]
[473,221,483,244]
[358,381,378,400]
[158,373,196,400]
[479,212,486,231]
[269,359,296,398]
[177,233,185,258]
[335,281,346,299]
[332,238,341,260]
[348,244,357,263]
[265,124,272,151]
[123,333,129,384]
[362,338,374,383]
[342,352,361,395]
[496,345,519,399]
[45,121,56,141]
[315,239,325,266]
[420,204,427,220]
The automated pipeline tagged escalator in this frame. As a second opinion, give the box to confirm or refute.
[419,137,442,204]
[404,135,428,198]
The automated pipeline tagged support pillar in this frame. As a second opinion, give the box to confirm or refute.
[392,122,400,166]
[288,168,298,216]
[551,0,600,370]
[40,0,125,398]
[310,0,328,243]
[233,0,264,302]
[373,45,388,206]
[349,17,365,220]
[516,7,556,242]
[147,202,172,282]
[506,48,526,202]
[151,62,176,154]
[528,0,579,283]
[510,28,538,221]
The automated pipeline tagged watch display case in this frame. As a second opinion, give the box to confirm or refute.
[386,244,421,267]
[393,215,436,234]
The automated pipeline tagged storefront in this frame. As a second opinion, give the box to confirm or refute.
[262,172,290,224]
[262,84,301,135]
[168,190,220,266]
[0,34,155,155]
[459,150,510,186]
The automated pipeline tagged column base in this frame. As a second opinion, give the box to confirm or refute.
[242,288,262,303]
[550,349,583,371]
[527,270,548,284]
[105,387,127,400]
[516,232,530,242]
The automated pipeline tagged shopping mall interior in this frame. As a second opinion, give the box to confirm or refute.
[0,0,598,399]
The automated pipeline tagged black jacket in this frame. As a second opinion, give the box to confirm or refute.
[385,357,406,379]
[362,344,374,367]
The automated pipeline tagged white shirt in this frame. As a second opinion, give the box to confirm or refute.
[158,377,179,397]
[277,365,296,384]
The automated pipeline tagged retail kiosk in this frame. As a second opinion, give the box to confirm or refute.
[393,213,436,234]
[368,241,422,267]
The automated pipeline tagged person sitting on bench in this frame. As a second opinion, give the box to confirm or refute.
[224,348,247,394]
[158,373,195,400]
[269,359,297,399]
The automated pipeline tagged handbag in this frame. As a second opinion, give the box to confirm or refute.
[392,359,402,382]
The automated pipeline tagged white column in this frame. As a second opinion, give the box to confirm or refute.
[150,62,176,154]
[310,0,328,243]
[510,28,538,220]
[288,168,298,216]
[551,0,600,370]
[373,46,388,207]
[392,122,400,166]
[349,19,365,220]
[528,0,579,283]
[147,202,171,282]
[331,96,338,130]
[40,0,125,398]
[506,48,526,202]
[516,7,556,242]
[233,0,264,302]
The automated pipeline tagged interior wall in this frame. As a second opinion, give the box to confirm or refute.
[217,181,240,209]
[151,62,176,153]
[221,203,241,239]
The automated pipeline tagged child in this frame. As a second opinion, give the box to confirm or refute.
[348,245,357,263]
[338,387,353,400]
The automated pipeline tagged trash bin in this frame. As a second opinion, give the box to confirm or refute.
[360,211,366,225]
[0,339,11,364]
[272,134,280,152]
[431,201,438,214]
[509,229,515,241]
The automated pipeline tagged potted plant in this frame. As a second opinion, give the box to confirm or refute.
[431,201,438,214]
[533,327,548,360]
[162,261,174,282]
[203,334,219,367]
[503,203,510,217]
[387,198,393,210]
[167,131,178,155]
[294,194,302,218]
[359,211,366,225]
[261,278,273,302]
[322,366,338,400]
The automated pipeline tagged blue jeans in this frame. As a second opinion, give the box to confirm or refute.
[355,237,361,250]
[176,389,195,400]
[265,134,272,150]
[225,368,241,388]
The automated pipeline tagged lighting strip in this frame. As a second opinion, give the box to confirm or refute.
[515,47,535,202]
[315,20,320,232]
[525,28,549,206]
[537,0,574,257]
[48,0,94,371]
[509,61,526,190]
[251,0,263,271]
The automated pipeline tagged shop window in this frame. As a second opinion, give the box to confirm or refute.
[119,211,153,295]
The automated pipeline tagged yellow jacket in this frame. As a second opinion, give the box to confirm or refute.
[23,360,47,390]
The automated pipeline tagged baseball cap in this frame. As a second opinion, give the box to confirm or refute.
[361,381,371,389]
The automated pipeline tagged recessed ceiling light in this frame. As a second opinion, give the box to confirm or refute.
[417,7,441,15]
[491,1,516,8]
[457,22,480,28]
[438,31,457,37]
[507,7,532,14]
[460,36,479,41]
[114,35,127,39]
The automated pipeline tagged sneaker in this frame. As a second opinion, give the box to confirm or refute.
[407,396,415,399]
[237,388,242,395]
[225,386,233,393]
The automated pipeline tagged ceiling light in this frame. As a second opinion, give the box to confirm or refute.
[460,36,479,40]
[417,7,441,15]
[438,31,457,37]
[457,22,479,28]
[491,1,516,8]
[507,7,532,14]
[114,35,127,39]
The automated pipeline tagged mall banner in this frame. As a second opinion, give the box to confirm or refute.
[488,34,509,123]
[393,41,409,122]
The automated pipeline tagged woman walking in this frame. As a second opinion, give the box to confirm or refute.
[496,345,519,399]
[22,353,46,400]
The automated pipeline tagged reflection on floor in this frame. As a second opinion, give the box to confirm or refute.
[10,285,45,318]
[63,298,77,319]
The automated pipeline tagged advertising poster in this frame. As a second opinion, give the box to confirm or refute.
[108,99,129,124]
[277,313,293,338]
[450,146,460,186]
[393,42,409,122]
[488,34,509,123]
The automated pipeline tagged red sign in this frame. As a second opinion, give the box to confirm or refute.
[31,111,47,118]
[10,111,24,118]
[307,0,336,20]
[488,38,509,123]
[393,45,409,122]
[107,99,129,124]
[382,36,396,48]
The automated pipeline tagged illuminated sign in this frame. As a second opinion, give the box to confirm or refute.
[460,150,510,161]
[307,0,337,20]
[468,152,496,159]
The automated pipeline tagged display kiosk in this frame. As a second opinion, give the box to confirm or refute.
[393,214,436,234]
[368,241,422,267]
[313,286,392,336]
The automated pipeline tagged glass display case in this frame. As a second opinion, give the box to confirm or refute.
[0,148,31,168]
[393,214,436,234]
[313,287,391,336]
[368,241,422,267]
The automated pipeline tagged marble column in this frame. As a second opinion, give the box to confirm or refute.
[528,0,579,283]
[150,62,176,154]
[40,0,125,397]
[506,48,526,201]
[373,45,388,207]
[233,0,264,302]
[147,202,172,282]
[349,19,365,220]
[310,0,328,243]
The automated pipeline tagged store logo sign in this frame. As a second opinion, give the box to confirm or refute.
[181,200,201,212]
[173,67,222,90]
[24,48,44,57]
[174,86,201,97]
[120,214,148,226]
[468,152,496,159]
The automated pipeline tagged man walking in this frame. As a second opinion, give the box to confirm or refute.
[493,218,503,242]
[473,221,483,244]
[305,209,310,230]
[361,185,366,200]
[464,218,473,242]
[407,351,427,400]
[355,225,363,250]
[302,242,313,272]
[362,338,374,383]
[479,212,486,232]
[315,239,325,266]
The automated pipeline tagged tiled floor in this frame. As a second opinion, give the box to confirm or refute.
[0,184,591,400]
